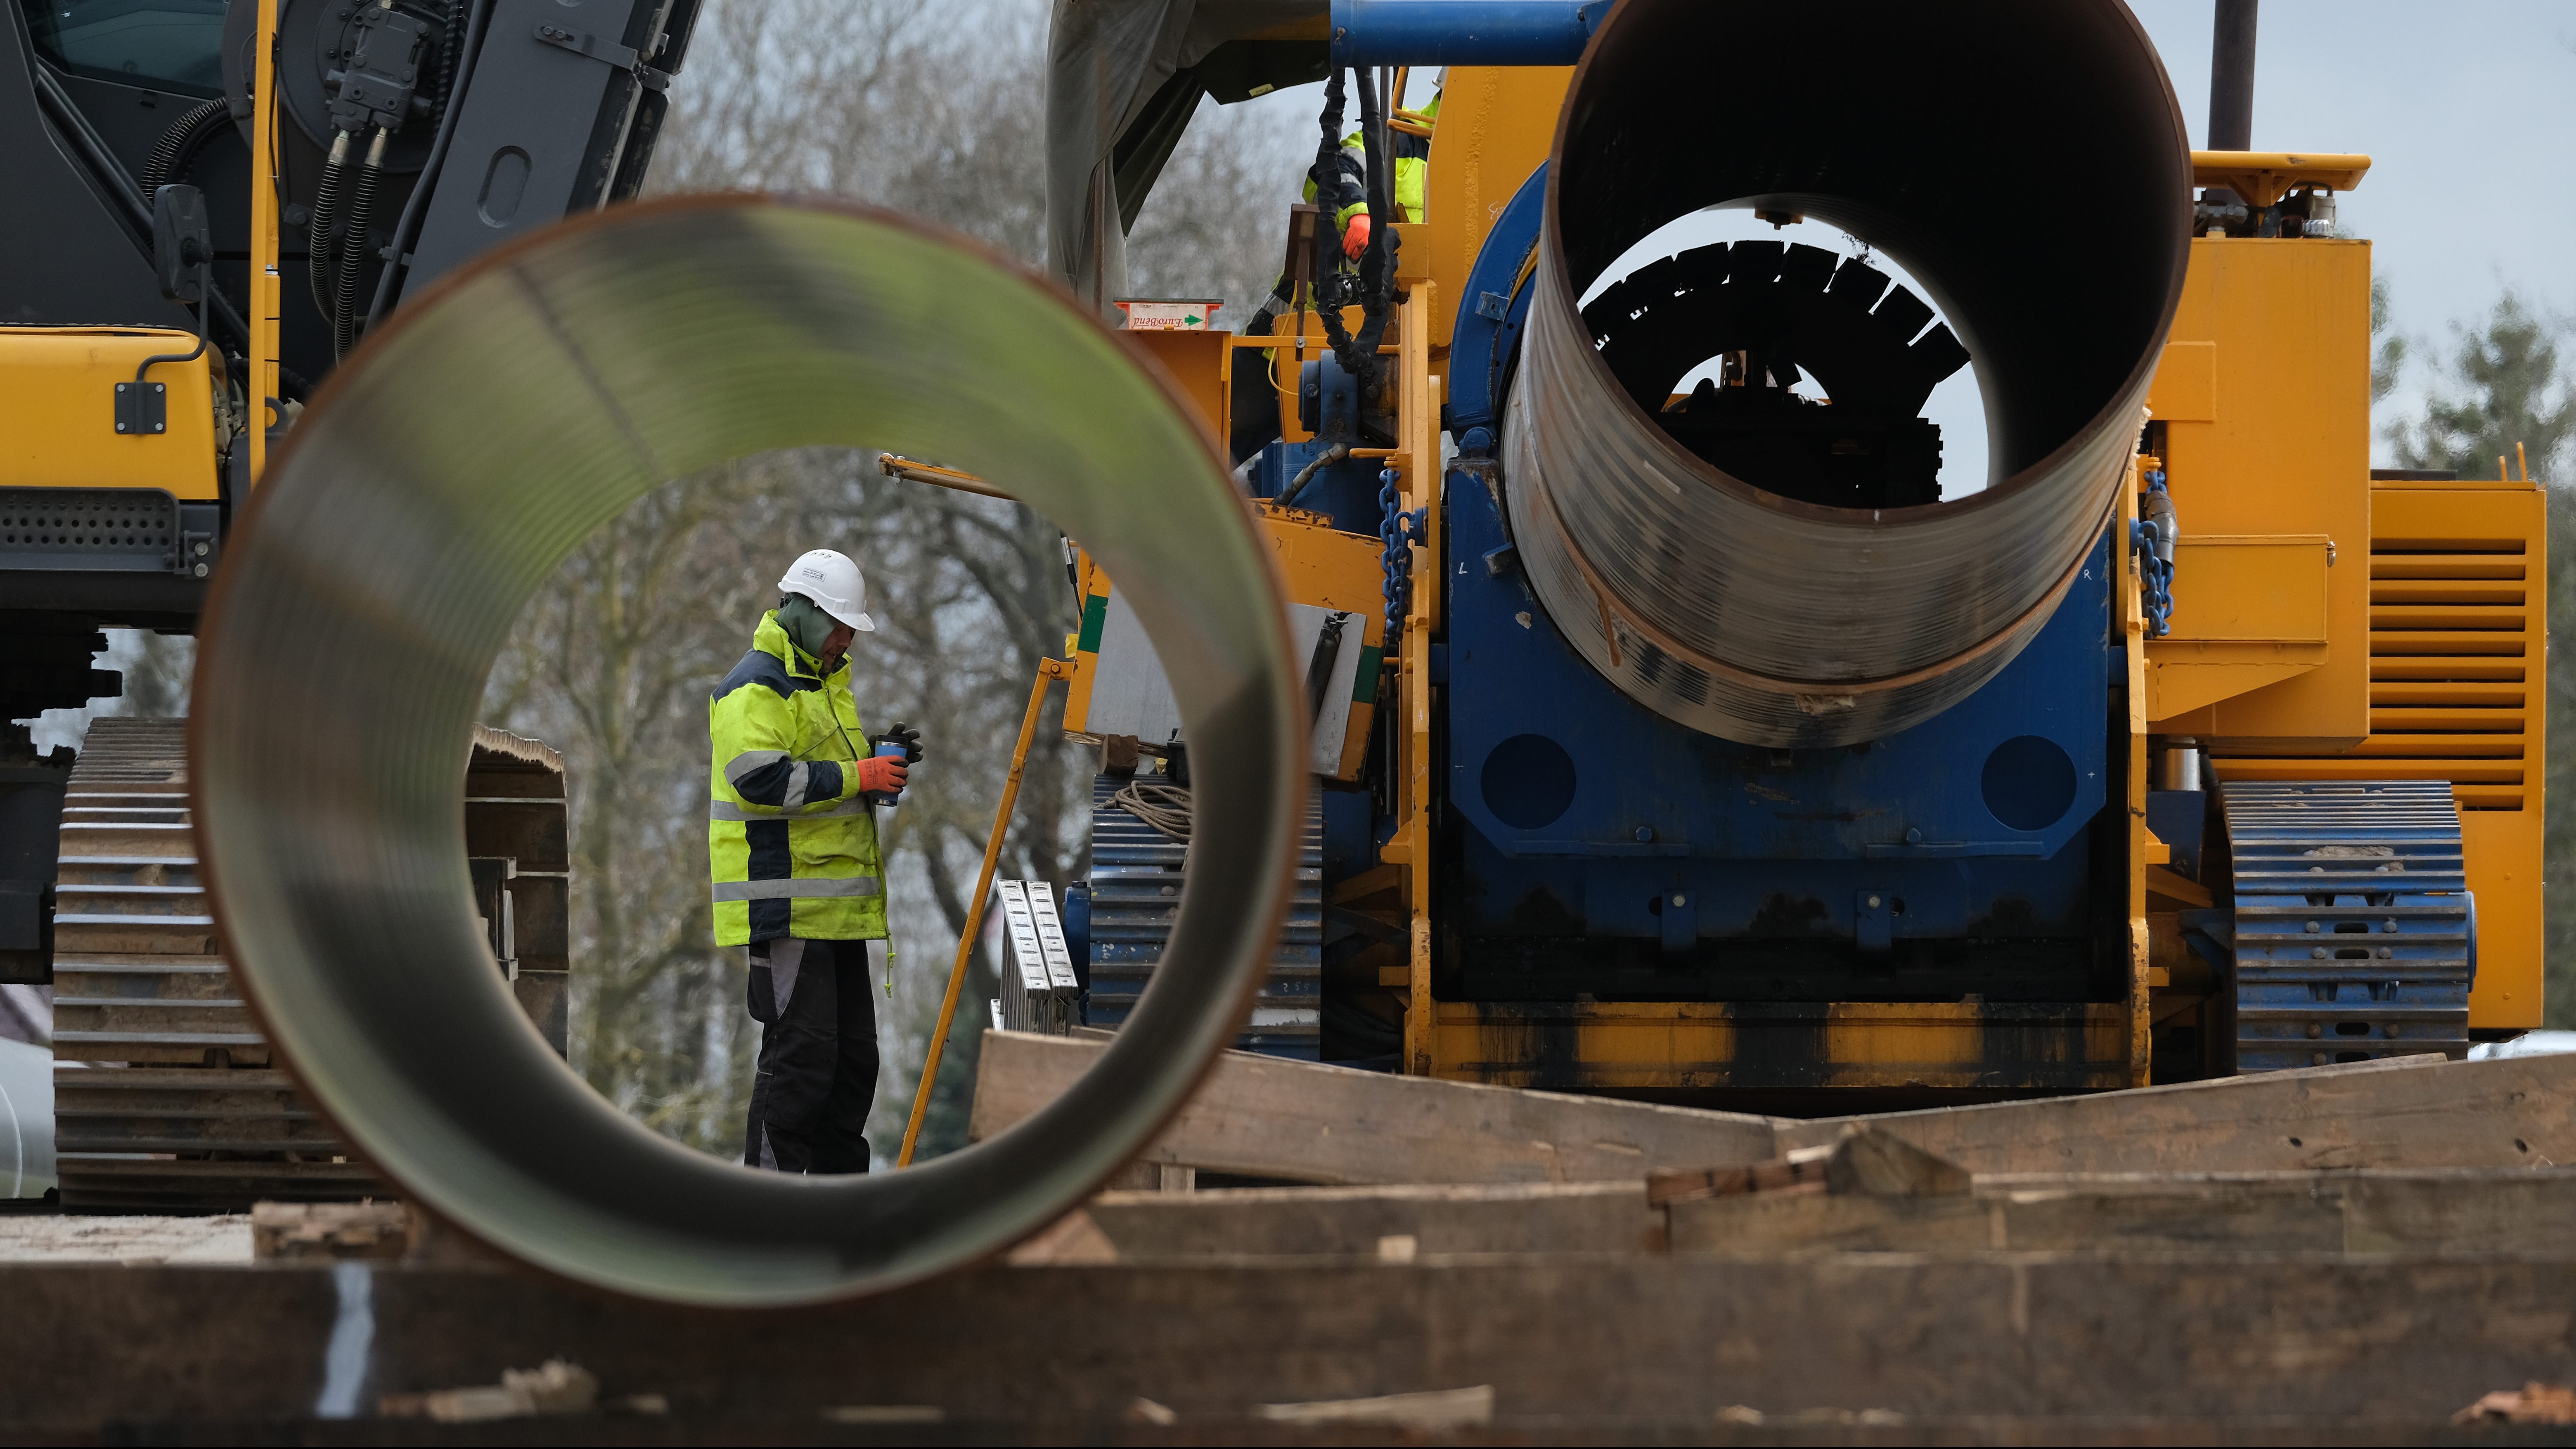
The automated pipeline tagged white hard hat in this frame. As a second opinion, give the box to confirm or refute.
[778,549,875,632]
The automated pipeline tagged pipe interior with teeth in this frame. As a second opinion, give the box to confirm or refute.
[1504,0,2193,747]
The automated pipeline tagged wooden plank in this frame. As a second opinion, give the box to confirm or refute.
[1044,1182,1658,1262]
[2342,1172,2576,1253]
[6,1257,2576,1430]
[1669,1168,2576,1256]
[1672,1184,2342,1255]
[968,1030,1781,1184]
[1776,1053,2576,1173]
[1647,1125,1970,1207]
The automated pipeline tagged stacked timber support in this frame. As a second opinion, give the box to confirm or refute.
[464,727,571,1056]
[9,1032,2576,1434]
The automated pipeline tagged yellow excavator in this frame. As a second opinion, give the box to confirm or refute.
[1,0,675,1203]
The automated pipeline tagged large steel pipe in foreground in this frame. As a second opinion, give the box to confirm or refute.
[1505,0,2191,747]
[192,197,1307,1306]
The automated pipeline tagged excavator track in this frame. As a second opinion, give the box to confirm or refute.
[50,718,380,1212]
[2223,779,2475,1073]
[1085,772,1323,1058]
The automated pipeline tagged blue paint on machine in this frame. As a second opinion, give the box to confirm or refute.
[1437,464,2120,1000]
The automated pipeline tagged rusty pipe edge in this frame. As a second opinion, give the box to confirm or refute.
[189,196,1308,1307]
[1502,0,2192,748]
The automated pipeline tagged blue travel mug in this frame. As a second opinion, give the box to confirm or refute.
[865,740,908,808]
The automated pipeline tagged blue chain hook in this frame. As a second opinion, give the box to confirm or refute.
[1378,465,1424,640]
[2132,468,2175,637]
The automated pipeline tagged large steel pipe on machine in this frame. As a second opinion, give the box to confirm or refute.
[191,197,1308,1306]
[1504,0,2192,748]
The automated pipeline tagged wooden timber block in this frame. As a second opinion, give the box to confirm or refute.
[1648,1144,1833,1206]
[1778,1052,2576,1174]
[14,1257,2576,1428]
[1669,1182,2346,1254]
[1065,1181,1658,1261]
[968,1029,1781,1184]
[1667,1167,2576,1256]
[1650,1125,1973,1207]
[249,1201,409,1262]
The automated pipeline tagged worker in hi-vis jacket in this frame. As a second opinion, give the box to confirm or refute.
[708,548,922,1173]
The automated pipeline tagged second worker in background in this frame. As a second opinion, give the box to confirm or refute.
[709,548,925,1173]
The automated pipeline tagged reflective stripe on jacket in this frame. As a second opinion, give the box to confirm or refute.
[1300,93,1437,227]
[708,611,886,945]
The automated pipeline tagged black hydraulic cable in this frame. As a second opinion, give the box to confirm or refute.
[309,130,357,319]
[431,0,467,113]
[1346,65,1397,392]
[140,96,233,192]
[132,329,210,391]
[1305,71,1360,367]
[333,128,390,357]
[1275,443,1348,509]
[366,0,495,331]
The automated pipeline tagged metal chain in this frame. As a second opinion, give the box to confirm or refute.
[2133,468,2175,637]
[1378,465,1424,639]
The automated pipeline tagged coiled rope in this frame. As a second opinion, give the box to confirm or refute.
[1108,779,1192,843]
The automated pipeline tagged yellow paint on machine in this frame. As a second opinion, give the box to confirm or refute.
[2146,534,2332,719]
[0,328,222,498]
[1420,66,1571,344]
[2147,236,2374,748]
[2218,481,2547,1030]
[2142,210,2545,1033]
[1064,508,1385,783]
[1430,1001,2129,1092]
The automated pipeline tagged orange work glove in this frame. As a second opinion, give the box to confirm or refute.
[855,755,909,795]
[1341,212,1371,260]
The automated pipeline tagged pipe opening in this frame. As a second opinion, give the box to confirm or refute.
[1497,0,2191,748]
[1579,211,1991,503]
[1553,0,2190,499]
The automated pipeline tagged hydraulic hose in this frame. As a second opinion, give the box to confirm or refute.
[1305,72,1360,367]
[140,96,233,192]
[367,0,497,331]
[1345,65,1397,390]
[333,128,390,357]
[1277,443,1349,508]
[309,129,356,320]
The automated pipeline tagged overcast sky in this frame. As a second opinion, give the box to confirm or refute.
[2132,0,2576,459]
[1246,1,2573,488]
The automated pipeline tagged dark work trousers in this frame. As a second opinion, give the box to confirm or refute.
[743,937,882,1174]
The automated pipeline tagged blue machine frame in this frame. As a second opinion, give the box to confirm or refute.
[1432,161,2126,1004]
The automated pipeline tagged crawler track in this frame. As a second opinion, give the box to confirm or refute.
[50,719,378,1212]
[1086,772,1322,1057]
[2225,779,2474,1072]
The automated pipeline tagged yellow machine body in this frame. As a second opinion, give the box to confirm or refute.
[1064,509,1386,783]
[1061,327,1389,782]
[2143,216,2547,1033]
[0,328,223,499]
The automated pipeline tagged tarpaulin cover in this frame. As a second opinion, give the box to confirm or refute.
[1046,1,1325,314]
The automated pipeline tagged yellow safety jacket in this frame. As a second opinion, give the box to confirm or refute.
[707,611,885,945]
[1302,92,1437,229]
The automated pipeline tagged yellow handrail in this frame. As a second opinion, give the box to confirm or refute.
[895,655,1075,1166]
[246,0,281,482]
